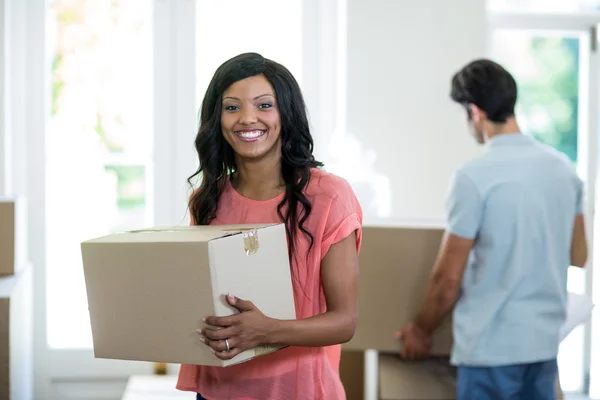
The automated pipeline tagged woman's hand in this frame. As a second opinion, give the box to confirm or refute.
[198,294,276,360]
[198,231,360,354]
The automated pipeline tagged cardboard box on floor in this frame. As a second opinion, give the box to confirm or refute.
[378,354,564,400]
[341,351,563,400]
[0,265,33,400]
[340,350,365,400]
[344,225,452,355]
[341,352,457,400]
[0,197,26,276]
[81,223,296,367]
[379,355,456,400]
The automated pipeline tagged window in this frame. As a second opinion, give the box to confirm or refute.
[195,0,303,110]
[46,0,153,349]
[492,31,580,163]
[45,0,307,352]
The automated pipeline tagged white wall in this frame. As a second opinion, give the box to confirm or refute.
[0,0,6,196]
[325,0,486,223]
[3,0,28,200]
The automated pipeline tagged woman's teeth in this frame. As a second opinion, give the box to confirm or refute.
[235,130,265,141]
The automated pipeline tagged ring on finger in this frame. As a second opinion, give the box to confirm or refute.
[225,339,230,352]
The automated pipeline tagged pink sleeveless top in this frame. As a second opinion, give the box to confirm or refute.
[176,168,363,400]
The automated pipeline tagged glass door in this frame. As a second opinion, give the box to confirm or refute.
[46,0,154,351]
[36,0,161,397]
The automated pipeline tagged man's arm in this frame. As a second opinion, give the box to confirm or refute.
[397,170,481,359]
[571,214,587,268]
[413,232,473,334]
[412,171,482,333]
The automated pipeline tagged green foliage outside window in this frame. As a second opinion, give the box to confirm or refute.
[514,38,579,163]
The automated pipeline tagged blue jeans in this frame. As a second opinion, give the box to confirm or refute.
[457,359,557,400]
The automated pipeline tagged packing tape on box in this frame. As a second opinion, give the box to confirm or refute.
[242,230,259,256]
[221,228,260,256]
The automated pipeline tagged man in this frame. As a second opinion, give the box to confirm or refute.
[397,59,588,400]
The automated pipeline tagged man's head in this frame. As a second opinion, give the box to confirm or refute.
[450,59,518,143]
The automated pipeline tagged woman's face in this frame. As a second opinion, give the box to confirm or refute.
[220,75,282,162]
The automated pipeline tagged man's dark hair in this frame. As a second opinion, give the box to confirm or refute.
[450,59,518,123]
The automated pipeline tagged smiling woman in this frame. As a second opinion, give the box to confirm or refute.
[220,76,282,162]
[179,53,363,400]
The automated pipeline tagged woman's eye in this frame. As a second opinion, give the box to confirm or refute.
[224,105,239,111]
[258,103,273,109]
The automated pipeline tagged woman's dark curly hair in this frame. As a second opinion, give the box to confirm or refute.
[188,52,323,261]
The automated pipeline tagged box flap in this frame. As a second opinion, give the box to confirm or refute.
[379,355,456,399]
[82,224,280,244]
[207,223,295,319]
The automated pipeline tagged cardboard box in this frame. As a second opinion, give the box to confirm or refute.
[344,226,452,355]
[340,350,365,400]
[378,354,563,400]
[340,351,563,400]
[81,224,296,367]
[379,355,456,400]
[340,352,457,400]
[340,352,564,400]
[0,197,26,276]
[0,265,33,400]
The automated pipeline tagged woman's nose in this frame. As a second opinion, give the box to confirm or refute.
[239,108,257,124]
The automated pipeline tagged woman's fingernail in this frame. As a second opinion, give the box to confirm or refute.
[202,318,206,323]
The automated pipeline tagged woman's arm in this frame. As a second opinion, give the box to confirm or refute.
[267,231,359,346]
[201,232,359,359]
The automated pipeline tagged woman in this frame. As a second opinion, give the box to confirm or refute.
[177,52,362,400]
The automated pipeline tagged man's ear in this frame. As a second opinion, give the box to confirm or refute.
[469,104,485,122]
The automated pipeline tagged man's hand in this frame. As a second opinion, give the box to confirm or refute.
[395,321,431,361]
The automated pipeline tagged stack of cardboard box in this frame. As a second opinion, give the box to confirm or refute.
[339,225,564,400]
[0,197,33,400]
